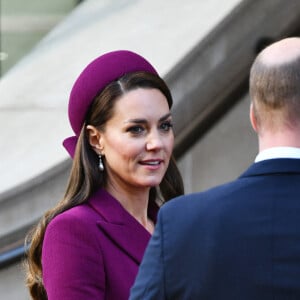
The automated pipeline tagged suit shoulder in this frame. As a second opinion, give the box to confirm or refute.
[161,180,239,213]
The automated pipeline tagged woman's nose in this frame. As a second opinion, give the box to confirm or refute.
[146,131,163,151]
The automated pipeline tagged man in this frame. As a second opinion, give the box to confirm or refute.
[130,37,300,299]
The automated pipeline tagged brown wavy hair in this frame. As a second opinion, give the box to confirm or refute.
[24,71,184,299]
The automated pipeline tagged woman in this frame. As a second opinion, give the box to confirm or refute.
[25,50,184,300]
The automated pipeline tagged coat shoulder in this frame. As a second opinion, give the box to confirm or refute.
[45,202,102,243]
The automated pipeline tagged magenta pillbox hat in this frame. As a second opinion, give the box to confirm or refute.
[63,50,158,158]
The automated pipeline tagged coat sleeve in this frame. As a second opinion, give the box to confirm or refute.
[129,209,166,300]
[42,213,105,299]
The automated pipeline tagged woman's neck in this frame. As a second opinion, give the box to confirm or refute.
[105,182,154,233]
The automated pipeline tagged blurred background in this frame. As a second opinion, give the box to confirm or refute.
[0,0,299,298]
[1,0,80,76]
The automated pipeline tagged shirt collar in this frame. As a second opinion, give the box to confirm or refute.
[255,147,300,163]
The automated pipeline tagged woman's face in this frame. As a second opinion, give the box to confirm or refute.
[99,88,174,192]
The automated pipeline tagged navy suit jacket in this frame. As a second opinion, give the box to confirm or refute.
[130,158,300,300]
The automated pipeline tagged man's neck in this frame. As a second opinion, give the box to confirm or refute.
[258,130,300,152]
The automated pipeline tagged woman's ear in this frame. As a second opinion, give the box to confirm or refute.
[86,125,103,153]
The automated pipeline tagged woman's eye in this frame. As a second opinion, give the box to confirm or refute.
[127,126,144,134]
[160,121,173,131]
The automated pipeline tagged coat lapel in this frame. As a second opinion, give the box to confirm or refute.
[88,189,155,264]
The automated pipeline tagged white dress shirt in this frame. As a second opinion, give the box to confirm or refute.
[255,147,300,163]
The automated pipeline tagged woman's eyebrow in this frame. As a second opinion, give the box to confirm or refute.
[124,118,147,124]
[125,113,172,124]
[159,113,172,121]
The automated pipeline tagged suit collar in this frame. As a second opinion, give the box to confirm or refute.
[240,158,300,178]
[88,189,157,264]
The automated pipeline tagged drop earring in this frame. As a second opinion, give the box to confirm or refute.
[98,154,104,171]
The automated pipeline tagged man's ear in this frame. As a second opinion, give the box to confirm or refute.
[86,125,103,153]
[249,102,258,132]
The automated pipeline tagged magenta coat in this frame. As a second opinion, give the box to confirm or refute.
[42,188,157,300]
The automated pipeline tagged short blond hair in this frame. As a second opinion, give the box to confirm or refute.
[250,53,300,131]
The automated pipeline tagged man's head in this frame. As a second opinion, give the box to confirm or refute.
[249,37,300,139]
[250,38,300,132]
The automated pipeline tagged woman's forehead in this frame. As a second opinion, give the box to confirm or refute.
[110,88,170,121]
